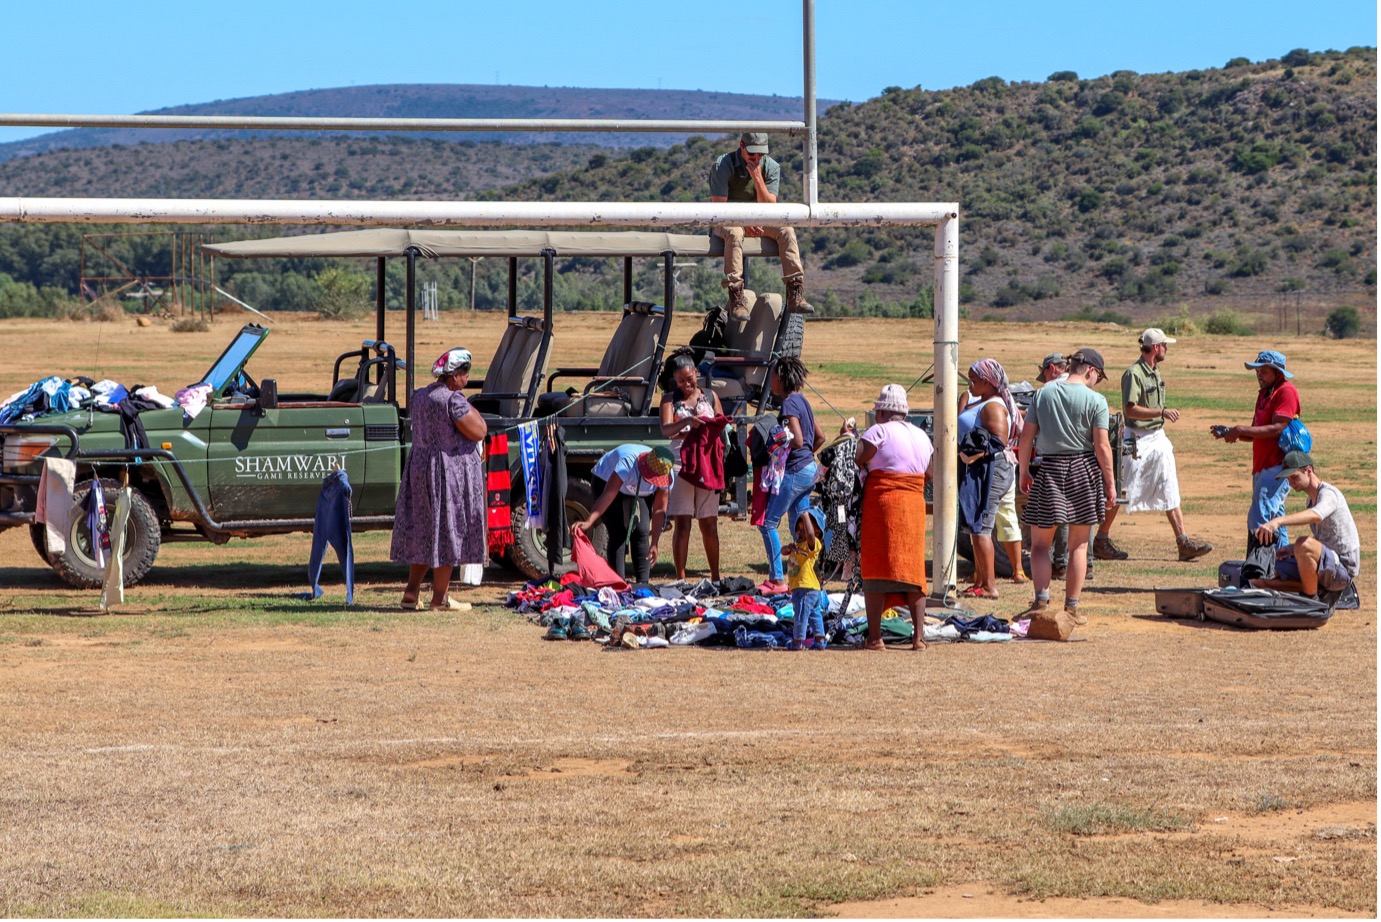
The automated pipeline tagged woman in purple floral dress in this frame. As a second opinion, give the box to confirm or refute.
[391,348,489,610]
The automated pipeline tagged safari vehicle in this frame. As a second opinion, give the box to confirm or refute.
[0,229,804,587]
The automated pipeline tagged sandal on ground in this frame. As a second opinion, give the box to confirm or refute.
[429,597,473,612]
[960,586,1000,600]
[400,598,421,610]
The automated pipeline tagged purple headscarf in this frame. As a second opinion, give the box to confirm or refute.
[968,358,1022,448]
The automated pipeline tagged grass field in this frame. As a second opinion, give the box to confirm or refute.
[0,310,1374,918]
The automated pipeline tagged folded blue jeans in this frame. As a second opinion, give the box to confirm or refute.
[759,462,819,581]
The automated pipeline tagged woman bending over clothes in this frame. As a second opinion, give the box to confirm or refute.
[390,348,488,611]
[572,444,675,585]
[659,348,727,582]
[958,358,1025,599]
[756,356,825,595]
[854,384,933,650]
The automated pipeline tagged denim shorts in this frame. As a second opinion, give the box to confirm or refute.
[1277,544,1353,592]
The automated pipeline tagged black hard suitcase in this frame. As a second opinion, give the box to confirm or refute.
[1202,588,1333,630]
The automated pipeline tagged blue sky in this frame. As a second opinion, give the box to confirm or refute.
[1,0,1374,144]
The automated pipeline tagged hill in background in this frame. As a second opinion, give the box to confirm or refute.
[0,52,1373,335]
[0,84,835,162]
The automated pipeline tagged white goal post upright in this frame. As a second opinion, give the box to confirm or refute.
[0,0,963,600]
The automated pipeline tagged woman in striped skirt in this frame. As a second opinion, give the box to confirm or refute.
[1016,348,1118,624]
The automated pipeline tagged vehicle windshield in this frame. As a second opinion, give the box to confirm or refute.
[200,326,268,393]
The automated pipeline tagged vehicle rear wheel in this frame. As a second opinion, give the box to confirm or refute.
[506,476,608,582]
[51,479,161,590]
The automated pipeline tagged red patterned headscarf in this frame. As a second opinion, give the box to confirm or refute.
[968,358,1022,448]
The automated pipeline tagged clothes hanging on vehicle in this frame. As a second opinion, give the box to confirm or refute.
[484,432,514,556]
[518,421,544,531]
[300,469,355,604]
[95,395,165,451]
[101,486,132,611]
[35,457,77,557]
[83,483,110,571]
[539,423,569,576]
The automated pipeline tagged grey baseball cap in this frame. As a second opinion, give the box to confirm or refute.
[740,132,769,154]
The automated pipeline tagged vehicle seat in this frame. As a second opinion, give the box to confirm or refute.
[709,290,782,412]
[328,377,361,403]
[568,301,664,417]
[473,317,550,417]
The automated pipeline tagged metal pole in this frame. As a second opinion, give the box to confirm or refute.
[507,257,518,317]
[0,197,958,228]
[932,215,960,602]
[802,0,819,208]
[376,257,386,343]
[0,113,806,136]
[405,249,417,404]
[623,256,633,305]
[469,257,478,310]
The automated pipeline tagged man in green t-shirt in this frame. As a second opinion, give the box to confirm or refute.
[1094,328,1213,562]
[708,132,812,320]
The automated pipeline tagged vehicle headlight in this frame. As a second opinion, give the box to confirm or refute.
[2,436,58,469]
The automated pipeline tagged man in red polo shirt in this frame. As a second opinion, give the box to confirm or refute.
[1211,349,1301,579]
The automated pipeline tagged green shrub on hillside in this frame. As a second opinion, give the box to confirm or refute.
[1325,305,1362,338]
[1203,309,1252,335]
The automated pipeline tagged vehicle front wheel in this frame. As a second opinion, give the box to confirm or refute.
[507,476,607,582]
[29,524,55,565]
[51,479,162,589]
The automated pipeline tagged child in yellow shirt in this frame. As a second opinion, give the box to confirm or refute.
[783,506,827,650]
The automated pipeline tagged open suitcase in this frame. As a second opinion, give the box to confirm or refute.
[1201,588,1333,630]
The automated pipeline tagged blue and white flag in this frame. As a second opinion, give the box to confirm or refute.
[518,422,544,530]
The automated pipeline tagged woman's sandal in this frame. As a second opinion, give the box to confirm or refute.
[960,586,1000,600]
[400,598,421,610]
[430,596,473,612]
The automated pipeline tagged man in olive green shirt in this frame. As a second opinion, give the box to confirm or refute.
[709,132,812,320]
[1095,328,1213,562]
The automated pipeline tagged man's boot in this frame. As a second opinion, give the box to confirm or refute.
[1092,532,1129,561]
[725,279,749,321]
[784,275,815,314]
[1177,534,1214,561]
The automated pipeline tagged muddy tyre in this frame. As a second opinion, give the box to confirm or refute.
[507,476,607,582]
[777,312,805,359]
[51,480,161,589]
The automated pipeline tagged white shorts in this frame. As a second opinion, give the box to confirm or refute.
[669,476,720,519]
[1120,428,1181,514]
[994,481,1022,543]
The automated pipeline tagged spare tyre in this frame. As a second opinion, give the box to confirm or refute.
[51,479,161,589]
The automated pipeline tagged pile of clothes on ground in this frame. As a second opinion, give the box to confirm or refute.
[506,574,1035,649]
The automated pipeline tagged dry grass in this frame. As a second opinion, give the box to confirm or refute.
[0,312,1374,918]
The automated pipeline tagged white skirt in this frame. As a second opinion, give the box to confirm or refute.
[1120,428,1181,513]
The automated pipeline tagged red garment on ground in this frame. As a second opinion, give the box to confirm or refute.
[731,595,775,615]
[679,415,731,490]
[571,529,630,590]
[1251,381,1301,473]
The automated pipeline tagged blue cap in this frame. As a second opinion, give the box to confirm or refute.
[1245,349,1293,379]
[799,506,827,534]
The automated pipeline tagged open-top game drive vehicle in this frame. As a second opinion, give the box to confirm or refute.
[0,229,805,587]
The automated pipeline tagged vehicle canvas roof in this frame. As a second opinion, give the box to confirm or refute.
[201,228,780,259]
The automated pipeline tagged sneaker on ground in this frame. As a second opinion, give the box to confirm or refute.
[1093,533,1129,560]
[543,616,569,641]
[568,619,592,641]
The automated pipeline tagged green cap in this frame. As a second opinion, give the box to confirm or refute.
[740,132,769,154]
[1276,450,1315,478]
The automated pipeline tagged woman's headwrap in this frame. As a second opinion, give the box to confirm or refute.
[432,348,473,378]
[969,358,1022,448]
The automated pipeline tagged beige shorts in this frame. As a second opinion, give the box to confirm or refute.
[994,482,1022,544]
[669,476,720,519]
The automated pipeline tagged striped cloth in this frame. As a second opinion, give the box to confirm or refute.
[1022,453,1106,527]
[485,432,514,554]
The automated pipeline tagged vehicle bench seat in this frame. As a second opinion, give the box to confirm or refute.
[472,317,551,418]
[709,290,782,411]
[563,301,665,418]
